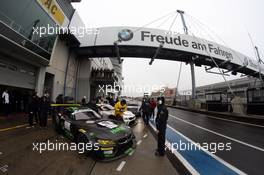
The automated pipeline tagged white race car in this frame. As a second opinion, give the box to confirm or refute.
[96,104,137,126]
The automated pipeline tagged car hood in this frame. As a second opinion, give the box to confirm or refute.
[76,120,132,141]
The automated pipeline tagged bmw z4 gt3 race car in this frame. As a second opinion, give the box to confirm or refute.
[53,106,136,161]
[96,103,137,126]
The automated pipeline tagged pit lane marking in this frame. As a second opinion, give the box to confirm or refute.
[169,108,264,128]
[170,114,264,152]
[0,124,28,132]
[166,124,246,175]
[148,121,199,175]
[200,115,264,128]
[116,161,126,171]
[143,134,148,138]
[137,140,142,145]
[0,119,52,132]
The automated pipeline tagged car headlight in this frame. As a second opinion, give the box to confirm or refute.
[97,139,115,145]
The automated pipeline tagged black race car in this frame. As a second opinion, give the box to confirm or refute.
[54,106,136,161]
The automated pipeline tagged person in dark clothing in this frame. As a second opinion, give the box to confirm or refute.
[107,96,115,107]
[87,98,99,113]
[54,94,64,122]
[56,94,64,104]
[28,93,34,127]
[28,92,40,127]
[81,96,87,106]
[155,97,168,156]
[39,92,50,127]
[23,92,30,113]
[150,98,157,119]
[139,98,151,125]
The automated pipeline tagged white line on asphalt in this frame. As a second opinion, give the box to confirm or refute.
[137,140,142,145]
[143,134,148,138]
[170,108,264,128]
[170,114,264,152]
[167,141,200,175]
[203,115,264,128]
[167,125,246,175]
[149,122,200,175]
[116,161,126,171]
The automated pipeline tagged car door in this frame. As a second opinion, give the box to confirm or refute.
[61,113,75,133]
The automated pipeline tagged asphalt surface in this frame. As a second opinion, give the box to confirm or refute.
[167,107,264,175]
[0,118,178,175]
[2,106,262,174]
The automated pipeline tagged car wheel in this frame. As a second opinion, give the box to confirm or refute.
[54,116,62,133]
[55,119,64,134]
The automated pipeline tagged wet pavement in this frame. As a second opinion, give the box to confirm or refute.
[0,117,178,175]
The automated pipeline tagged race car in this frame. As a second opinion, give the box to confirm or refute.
[96,104,137,126]
[54,106,136,161]
[126,102,141,117]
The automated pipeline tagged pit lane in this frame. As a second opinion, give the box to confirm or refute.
[0,118,178,175]
[165,107,264,175]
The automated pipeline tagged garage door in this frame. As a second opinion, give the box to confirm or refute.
[0,56,37,90]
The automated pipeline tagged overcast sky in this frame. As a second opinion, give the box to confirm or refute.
[73,0,264,96]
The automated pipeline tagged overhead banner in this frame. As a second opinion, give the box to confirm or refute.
[37,0,69,27]
[80,26,264,74]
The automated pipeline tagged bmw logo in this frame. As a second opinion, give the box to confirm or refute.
[118,29,134,41]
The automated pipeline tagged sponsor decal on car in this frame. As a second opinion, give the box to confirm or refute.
[110,126,127,134]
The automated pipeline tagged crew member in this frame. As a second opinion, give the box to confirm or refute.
[87,98,99,113]
[155,97,168,156]
[39,92,50,128]
[55,94,63,104]
[114,99,127,120]
[150,98,157,119]
[28,92,40,127]
[2,89,10,116]
[139,98,151,125]
[81,96,87,106]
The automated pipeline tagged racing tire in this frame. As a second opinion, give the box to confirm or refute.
[76,133,92,156]
[55,117,64,134]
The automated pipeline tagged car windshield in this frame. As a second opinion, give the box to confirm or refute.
[75,111,101,121]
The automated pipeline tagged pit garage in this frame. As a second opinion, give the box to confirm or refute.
[0,55,37,113]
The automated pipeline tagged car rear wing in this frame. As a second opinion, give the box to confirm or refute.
[50,104,81,107]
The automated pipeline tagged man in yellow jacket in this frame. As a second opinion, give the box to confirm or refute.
[114,99,127,119]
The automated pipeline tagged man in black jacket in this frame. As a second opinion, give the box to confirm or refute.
[28,92,40,127]
[39,92,50,127]
[87,98,99,113]
[139,98,151,126]
[155,97,168,156]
